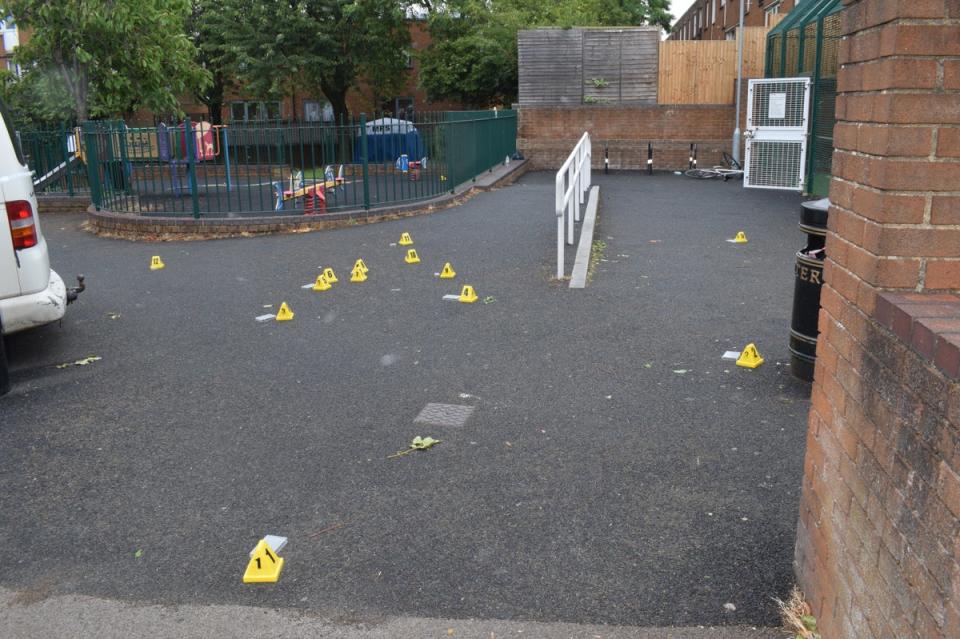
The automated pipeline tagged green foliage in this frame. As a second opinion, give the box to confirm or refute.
[1,0,211,122]
[217,0,409,120]
[417,0,673,107]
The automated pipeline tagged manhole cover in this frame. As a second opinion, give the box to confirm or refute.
[414,403,475,428]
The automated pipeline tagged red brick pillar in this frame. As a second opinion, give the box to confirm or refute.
[795,1,960,637]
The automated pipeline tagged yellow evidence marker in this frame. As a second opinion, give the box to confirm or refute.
[323,267,338,284]
[459,285,478,303]
[312,274,331,291]
[354,258,369,274]
[732,231,748,244]
[736,343,764,369]
[398,232,413,246]
[149,256,165,270]
[405,249,421,264]
[439,262,456,279]
[275,302,295,321]
[243,539,284,584]
[350,265,367,283]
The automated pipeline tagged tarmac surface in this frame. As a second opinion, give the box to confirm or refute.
[1,172,810,634]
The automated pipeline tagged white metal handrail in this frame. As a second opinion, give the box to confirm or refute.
[555,132,591,279]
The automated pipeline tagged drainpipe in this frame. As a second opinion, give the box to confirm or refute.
[732,0,746,164]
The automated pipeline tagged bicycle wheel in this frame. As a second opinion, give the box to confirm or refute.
[685,169,718,179]
[722,152,742,171]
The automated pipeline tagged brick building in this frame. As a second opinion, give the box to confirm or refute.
[212,20,464,124]
[670,0,798,40]
[794,0,960,637]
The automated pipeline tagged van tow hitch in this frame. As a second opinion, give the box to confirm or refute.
[66,274,85,304]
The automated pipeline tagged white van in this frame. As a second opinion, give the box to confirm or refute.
[0,99,80,335]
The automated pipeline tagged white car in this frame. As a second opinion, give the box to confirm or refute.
[0,99,81,336]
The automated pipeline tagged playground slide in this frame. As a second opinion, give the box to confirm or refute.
[32,155,79,191]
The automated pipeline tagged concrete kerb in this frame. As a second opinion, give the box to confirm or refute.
[569,185,600,289]
[84,160,529,241]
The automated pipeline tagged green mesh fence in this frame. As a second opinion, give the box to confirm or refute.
[765,0,843,196]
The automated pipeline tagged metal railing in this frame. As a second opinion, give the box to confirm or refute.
[17,126,90,195]
[555,132,591,279]
[75,110,517,219]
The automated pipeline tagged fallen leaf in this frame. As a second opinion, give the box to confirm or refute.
[56,356,102,369]
[643,363,653,369]
[482,296,496,304]
[134,549,143,559]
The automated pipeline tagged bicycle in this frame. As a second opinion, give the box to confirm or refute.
[685,152,744,181]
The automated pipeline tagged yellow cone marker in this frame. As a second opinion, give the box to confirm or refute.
[312,274,331,291]
[275,302,294,321]
[399,232,413,246]
[459,285,478,303]
[405,249,421,264]
[243,539,284,584]
[439,262,456,279]
[350,266,367,283]
[323,267,338,284]
[732,231,748,244]
[736,343,764,369]
[354,258,369,274]
[150,256,165,270]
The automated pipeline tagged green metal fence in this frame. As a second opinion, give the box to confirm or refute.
[765,0,843,196]
[17,125,90,195]
[78,110,517,219]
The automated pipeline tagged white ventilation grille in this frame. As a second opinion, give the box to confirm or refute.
[745,77,811,191]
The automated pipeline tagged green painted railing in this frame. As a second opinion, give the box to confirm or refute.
[77,110,517,219]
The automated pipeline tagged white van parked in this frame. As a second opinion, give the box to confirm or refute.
[0,98,82,336]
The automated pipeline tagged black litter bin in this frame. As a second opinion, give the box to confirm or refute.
[790,197,829,382]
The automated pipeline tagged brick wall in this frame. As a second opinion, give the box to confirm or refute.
[795,1,960,638]
[518,104,736,170]
[37,195,92,215]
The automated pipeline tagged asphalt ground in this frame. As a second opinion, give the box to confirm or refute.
[1,171,810,630]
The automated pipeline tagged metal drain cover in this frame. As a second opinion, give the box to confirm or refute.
[414,403,475,428]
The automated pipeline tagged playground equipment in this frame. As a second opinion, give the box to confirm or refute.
[156,120,224,196]
[271,165,348,213]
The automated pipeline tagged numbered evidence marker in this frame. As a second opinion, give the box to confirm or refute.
[243,539,284,583]
[439,262,456,279]
[398,232,413,246]
[150,256,165,270]
[736,343,764,369]
[404,249,421,264]
[275,302,295,321]
[350,265,367,283]
[312,274,331,291]
[323,267,338,284]
[354,258,369,274]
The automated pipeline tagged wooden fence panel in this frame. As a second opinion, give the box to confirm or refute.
[658,29,767,105]
[518,30,583,106]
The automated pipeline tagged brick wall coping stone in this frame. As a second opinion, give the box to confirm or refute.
[85,159,528,241]
[875,291,960,380]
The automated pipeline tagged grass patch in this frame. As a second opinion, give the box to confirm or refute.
[587,238,606,281]
[775,587,820,639]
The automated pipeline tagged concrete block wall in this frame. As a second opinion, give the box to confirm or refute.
[795,1,960,637]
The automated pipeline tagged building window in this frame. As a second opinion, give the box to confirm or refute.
[725,28,736,41]
[765,0,782,26]
[383,97,414,120]
[403,50,414,70]
[1,17,17,53]
[303,100,334,122]
[229,101,282,122]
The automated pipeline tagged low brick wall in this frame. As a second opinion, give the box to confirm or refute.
[37,195,92,215]
[518,104,737,170]
[86,160,528,240]
[796,292,960,638]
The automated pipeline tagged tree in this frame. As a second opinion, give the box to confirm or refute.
[1,0,211,121]
[219,0,409,121]
[416,0,674,107]
[189,0,234,124]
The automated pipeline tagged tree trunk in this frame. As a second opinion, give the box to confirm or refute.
[321,80,350,122]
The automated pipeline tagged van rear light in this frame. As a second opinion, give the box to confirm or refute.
[7,200,37,249]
